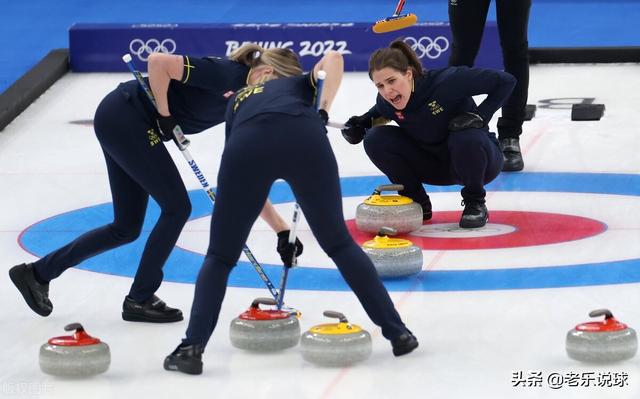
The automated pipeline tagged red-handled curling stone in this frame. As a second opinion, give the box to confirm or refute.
[39,323,110,376]
[229,297,300,351]
[566,309,637,363]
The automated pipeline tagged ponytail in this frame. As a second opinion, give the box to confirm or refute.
[368,39,424,79]
[228,43,265,67]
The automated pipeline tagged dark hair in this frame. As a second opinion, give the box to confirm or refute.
[368,39,424,79]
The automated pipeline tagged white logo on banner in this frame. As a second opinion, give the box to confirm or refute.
[224,40,352,57]
[129,38,177,61]
[404,36,450,59]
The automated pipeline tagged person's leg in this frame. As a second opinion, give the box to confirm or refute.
[364,126,452,219]
[183,120,277,348]
[448,0,491,67]
[284,117,415,350]
[448,129,503,227]
[496,0,532,171]
[32,150,147,282]
[167,118,276,374]
[9,89,148,317]
[91,91,192,308]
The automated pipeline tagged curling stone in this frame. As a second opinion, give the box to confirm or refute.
[362,227,423,278]
[566,309,637,363]
[355,184,422,234]
[300,311,372,367]
[229,297,300,351]
[39,323,110,377]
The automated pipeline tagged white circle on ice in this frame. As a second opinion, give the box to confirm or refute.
[410,223,517,238]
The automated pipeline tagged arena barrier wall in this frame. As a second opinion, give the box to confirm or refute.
[69,22,502,72]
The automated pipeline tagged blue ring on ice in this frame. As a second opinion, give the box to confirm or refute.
[19,172,640,291]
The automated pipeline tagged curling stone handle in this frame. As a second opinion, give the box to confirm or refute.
[323,310,349,323]
[378,226,397,236]
[251,297,277,308]
[64,323,85,332]
[373,184,404,195]
[589,309,613,319]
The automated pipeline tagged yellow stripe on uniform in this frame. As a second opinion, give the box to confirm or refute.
[309,72,317,89]
[310,72,318,107]
[182,56,194,84]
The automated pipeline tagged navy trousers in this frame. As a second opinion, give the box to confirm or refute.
[184,114,409,347]
[33,85,191,303]
[363,125,503,206]
[449,0,532,138]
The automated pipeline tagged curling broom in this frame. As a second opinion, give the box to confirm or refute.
[372,0,418,34]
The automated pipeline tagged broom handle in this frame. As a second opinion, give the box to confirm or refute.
[393,0,406,16]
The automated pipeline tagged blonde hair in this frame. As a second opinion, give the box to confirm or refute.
[229,44,302,83]
[228,43,264,66]
[368,39,424,79]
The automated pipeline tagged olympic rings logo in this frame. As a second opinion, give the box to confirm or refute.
[129,38,177,61]
[404,36,450,59]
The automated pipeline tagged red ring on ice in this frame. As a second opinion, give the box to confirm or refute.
[346,211,607,250]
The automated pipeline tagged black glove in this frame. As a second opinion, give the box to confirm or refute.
[448,112,484,132]
[277,230,304,267]
[156,114,178,142]
[318,109,329,125]
[341,113,372,145]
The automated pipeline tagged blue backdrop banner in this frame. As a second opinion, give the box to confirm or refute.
[69,22,502,72]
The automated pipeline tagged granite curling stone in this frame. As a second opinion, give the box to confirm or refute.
[362,227,423,278]
[301,311,372,367]
[230,297,300,351]
[39,323,110,377]
[566,309,637,363]
[355,184,423,234]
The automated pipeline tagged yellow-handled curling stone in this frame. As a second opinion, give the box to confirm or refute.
[362,227,423,278]
[566,309,637,363]
[356,184,423,234]
[39,323,110,377]
[229,297,300,351]
[300,311,372,366]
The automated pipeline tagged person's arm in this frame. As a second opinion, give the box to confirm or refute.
[260,200,289,233]
[261,200,304,265]
[445,66,516,122]
[147,53,184,116]
[312,51,343,112]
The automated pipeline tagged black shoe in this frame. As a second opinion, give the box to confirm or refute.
[391,332,419,356]
[499,137,524,172]
[164,344,204,375]
[459,200,488,228]
[9,263,53,316]
[122,295,183,323]
[420,198,433,221]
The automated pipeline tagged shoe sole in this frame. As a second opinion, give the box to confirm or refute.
[393,340,419,357]
[122,312,183,323]
[502,164,524,172]
[502,158,524,172]
[459,215,488,229]
[9,267,52,317]
[163,358,202,375]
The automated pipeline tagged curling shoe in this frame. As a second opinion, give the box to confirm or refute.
[459,200,488,228]
[392,332,419,356]
[122,295,183,323]
[9,263,53,316]
[420,198,433,221]
[164,344,204,375]
[499,137,524,172]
